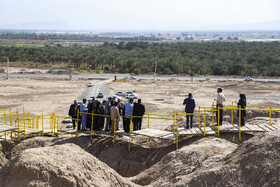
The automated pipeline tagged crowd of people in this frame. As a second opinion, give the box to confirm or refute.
[68,96,145,133]
[69,88,247,133]
[183,88,247,129]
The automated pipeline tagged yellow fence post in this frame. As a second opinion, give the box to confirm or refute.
[53,114,56,135]
[212,102,214,128]
[128,116,133,151]
[50,114,53,135]
[217,106,220,137]
[239,105,241,141]
[76,109,79,137]
[269,105,272,126]
[147,115,150,148]
[23,107,25,128]
[172,112,175,134]
[32,118,35,129]
[203,109,206,136]
[147,114,150,148]
[176,113,179,150]
[9,108,12,126]
[17,108,20,141]
[24,113,26,139]
[56,117,59,136]
[42,113,44,136]
[231,101,234,125]
[90,112,94,141]
[36,116,39,130]
[28,112,30,128]
[198,106,201,129]
[148,114,150,130]
[4,110,6,125]
[113,114,117,143]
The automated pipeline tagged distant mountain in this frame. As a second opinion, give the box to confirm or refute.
[0,21,74,31]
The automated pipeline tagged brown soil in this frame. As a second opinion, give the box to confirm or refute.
[188,131,280,187]
[0,143,136,187]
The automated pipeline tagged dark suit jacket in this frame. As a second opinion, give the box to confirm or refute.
[68,104,77,117]
[183,98,196,113]
[133,103,145,116]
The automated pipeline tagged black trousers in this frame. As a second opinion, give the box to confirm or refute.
[238,112,245,126]
[133,117,142,131]
[72,116,76,129]
[77,115,81,130]
[123,116,131,133]
[216,105,223,126]
[186,115,193,129]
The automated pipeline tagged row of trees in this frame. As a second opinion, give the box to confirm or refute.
[0,33,163,42]
[0,42,280,76]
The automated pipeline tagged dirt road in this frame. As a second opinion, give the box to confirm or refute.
[78,81,109,102]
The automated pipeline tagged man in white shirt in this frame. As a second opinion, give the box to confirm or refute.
[80,99,88,130]
[215,88,225,126]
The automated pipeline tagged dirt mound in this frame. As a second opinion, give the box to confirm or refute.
[188,131,280,187]
[9,137,57,159]
[131,137,237,186]
[7,136,178,177]
[0,143,136,187]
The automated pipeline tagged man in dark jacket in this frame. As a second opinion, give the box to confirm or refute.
[133,99,145,131]
[87,97,96,130]
[68,100,77,129]
[183,93,196,129]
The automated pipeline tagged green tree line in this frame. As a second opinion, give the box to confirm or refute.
[0,42,280,76]
[0,33,163,42]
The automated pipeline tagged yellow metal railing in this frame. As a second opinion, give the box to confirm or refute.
[0,104,280,149]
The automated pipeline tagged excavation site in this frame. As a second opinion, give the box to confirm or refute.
[0,71,280,186]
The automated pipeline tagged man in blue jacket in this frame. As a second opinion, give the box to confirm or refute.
[183,93,196,129]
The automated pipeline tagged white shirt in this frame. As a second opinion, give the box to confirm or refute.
[217,92,225,105]
[81,103,88,113]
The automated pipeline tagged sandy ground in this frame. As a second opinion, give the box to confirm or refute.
[0,71,280,186]
[108,79,280,130]
[0,75,279,130]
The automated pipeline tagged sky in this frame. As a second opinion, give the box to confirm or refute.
[0,0,280,31]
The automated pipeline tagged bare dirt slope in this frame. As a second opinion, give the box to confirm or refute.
[0,143,136,187]
[130,137,238,186]
[188,131,280,187]
[0,132,280,186]
[130,132,280,187]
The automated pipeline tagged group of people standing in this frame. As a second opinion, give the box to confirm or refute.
[183,88,247,129]
[69,87,247,133]
[68,97,145,133]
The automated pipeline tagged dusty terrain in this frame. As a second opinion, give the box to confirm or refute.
[0,133,280,186]
[0,68,280,186]
[1,74,279,130]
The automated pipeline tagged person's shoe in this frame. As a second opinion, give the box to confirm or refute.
[105,129,110,131]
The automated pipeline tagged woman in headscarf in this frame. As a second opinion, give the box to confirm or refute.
[237,94,246,126]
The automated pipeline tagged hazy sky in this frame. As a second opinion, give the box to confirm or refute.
[0,0,280,30]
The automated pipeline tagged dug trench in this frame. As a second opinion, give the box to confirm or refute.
[0,132,253,177]
[2,130,280,186]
